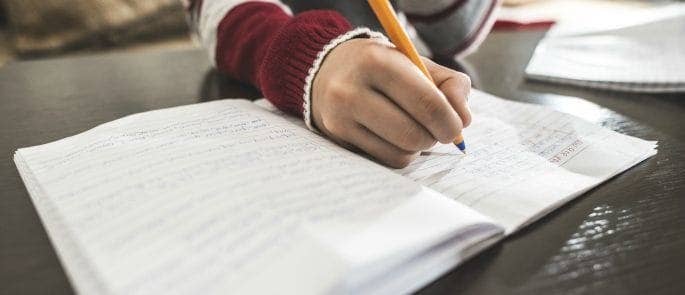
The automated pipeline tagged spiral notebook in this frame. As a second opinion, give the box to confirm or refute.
[14,90,657,294]
[525,6,685,93]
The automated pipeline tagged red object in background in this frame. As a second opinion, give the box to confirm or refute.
[493,19,555,30]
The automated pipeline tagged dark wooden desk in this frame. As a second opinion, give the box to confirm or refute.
[1,31,684,294]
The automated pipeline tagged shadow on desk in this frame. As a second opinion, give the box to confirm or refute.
[199,69,262,102]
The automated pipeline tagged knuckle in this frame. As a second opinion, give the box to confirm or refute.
[456,72,472,86]
[325,81,348,99]
[326,82,355,110]
[417,90,442,118]
[362,46,387,68]
[323,119,347,138]
[452,91,467,104]
[398,124,432,151]
[338,94,355,111]
[397,125,422,151]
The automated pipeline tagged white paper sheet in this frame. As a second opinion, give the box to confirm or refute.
[399,90,657,233]
[525,5,685,92]
[15,99,498,294]
[257,90,657,232]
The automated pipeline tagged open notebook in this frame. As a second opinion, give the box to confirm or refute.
[14,90,656,294]
[525,5,685,93]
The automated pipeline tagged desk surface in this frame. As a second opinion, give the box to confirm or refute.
[1,30,684,295]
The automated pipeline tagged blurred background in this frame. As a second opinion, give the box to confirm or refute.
[0,0,681,67]
[0,0,194,65]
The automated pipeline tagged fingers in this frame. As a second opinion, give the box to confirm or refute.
[313,108,419,169]
[352,88,436,152]
[344,123,419,169]
[363,47,463,143]
[423,58,472,127]
[309,38,474,168]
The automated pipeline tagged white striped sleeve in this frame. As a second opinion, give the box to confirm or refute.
[194,0,293,65]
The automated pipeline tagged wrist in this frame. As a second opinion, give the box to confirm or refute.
[258,10,352,120]
[305,28,387,131]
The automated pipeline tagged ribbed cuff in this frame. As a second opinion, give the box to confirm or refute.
[259,10,386,131]
[302,28,387,131]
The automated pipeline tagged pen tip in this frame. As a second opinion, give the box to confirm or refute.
[454,141,466,153]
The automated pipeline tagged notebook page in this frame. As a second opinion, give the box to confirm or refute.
[15,99,499,294]
[525,11,685,92]
[399,90,657,233]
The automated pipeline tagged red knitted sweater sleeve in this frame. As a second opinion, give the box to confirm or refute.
[213,2,353,117]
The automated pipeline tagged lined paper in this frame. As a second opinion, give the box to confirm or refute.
[400,91,657,233]
[525,10,685,92]
[15,99,498,294]
[14,90,657,294]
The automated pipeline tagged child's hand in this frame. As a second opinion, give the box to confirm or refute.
[312,38,472,168]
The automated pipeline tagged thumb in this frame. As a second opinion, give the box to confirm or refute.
[423,57,472,127]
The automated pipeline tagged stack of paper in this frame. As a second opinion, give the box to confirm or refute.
[525,3,685,92]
